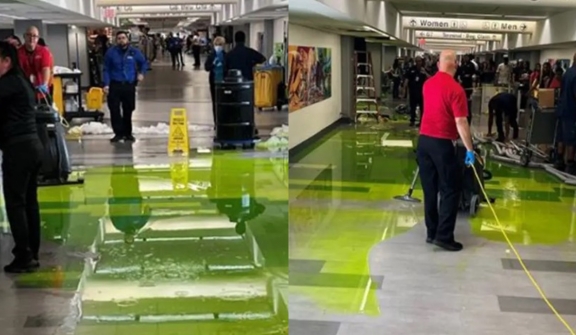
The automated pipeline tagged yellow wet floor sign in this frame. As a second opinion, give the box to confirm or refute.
[168,108,189,155]
[170,159,189,192]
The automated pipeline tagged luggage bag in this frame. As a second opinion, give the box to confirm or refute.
[36,104,73,183]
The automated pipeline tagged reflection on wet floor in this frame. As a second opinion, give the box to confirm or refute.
[14,151,288,335]
[289,122,576,316]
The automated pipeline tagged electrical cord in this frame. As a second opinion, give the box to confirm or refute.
[469,159,575,334]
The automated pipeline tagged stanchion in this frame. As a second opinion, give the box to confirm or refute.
[393,167,421,203]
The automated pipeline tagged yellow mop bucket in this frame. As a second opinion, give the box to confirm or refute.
[86,87,104,111]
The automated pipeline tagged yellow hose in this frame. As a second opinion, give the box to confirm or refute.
[470,161,575,334]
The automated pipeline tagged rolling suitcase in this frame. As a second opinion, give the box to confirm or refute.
[36,104,72,183]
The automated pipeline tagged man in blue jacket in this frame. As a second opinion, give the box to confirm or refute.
[103,31,148,143]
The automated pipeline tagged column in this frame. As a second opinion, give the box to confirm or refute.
[367,43,382,97]
[14,20,45,40]
[46,24,70,67]
[262,20,274,57]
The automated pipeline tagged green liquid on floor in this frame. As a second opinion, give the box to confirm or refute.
[13,152,288,335]
[290,123,576,315]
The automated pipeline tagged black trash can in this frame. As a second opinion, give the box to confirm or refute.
[215,69,256,145]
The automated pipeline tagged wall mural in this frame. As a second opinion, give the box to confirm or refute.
[288,45,332,112]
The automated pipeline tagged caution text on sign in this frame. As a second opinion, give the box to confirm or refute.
[168,108,190,156]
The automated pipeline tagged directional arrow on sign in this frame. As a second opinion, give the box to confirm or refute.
[410,19,417,26]
[520,23,527,31]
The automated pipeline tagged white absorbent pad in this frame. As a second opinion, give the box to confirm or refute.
[68,122,213,136]
[257,124,289,150]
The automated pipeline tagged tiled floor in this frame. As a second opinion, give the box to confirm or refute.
[0,55,288,335]
[289,120,576,334]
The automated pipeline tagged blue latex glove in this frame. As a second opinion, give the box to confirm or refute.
[37,84,49,94]
[465,150,475,166]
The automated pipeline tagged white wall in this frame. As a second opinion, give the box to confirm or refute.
[382,46,397,71]
[249,21,265,51]
[67,27,90,87]
[540,49,574,63]
[316,0,401,38]
[506,9,576,48]
[288,23,342,149]
[46,24,70,68]
[273,17,287,45]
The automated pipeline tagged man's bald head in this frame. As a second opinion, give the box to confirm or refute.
[24,26,40,50]
[439,50,458,76]
[26,26,39,35]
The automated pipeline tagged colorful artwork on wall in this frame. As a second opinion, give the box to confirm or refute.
[288,45,332,112]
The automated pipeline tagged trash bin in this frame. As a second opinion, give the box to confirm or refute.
[215,69,256,146]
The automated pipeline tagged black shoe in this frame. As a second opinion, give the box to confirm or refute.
[124,135,136,142]
[110,135,123,143]
[426,237,433,244]
[4,259,39,273]
[433,240,463,251]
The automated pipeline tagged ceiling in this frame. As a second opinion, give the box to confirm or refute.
[388,0,576,19]
[0,0,106,28]
[223,3,287,24]
[290,0,413,47]
[384,0,576,52]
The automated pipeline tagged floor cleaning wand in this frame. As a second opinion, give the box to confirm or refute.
[393,167,421,203]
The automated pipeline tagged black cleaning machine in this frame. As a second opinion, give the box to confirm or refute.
[36,103,83,186]
[214,69,258,149]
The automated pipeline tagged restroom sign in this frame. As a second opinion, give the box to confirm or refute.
[402,16,535,34]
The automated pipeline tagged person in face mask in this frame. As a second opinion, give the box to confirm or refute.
[102,31,148,143]
[205,36,226,128]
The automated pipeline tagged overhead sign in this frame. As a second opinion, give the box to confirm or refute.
[424,39,485,45]
[415,30,502,41]
[404,17,535,34]
[112,4,220,14]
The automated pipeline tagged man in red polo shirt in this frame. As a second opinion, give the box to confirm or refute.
[17,26,52,97]
[417,50,475,252]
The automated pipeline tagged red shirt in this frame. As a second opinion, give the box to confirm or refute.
[420,71,468,140]
[549,77,561,89]
[17,45,52,87]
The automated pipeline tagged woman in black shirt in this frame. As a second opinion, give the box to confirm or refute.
[0,41,44,273]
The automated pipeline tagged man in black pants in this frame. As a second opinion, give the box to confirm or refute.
[191,31,202,68]
[404,56,428,127]
[103,31,148,142]
[488,92,519,142]
[417,50,475,252]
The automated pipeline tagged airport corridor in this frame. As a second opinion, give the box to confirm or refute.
[289,122,576,335]
[0,54,289,335]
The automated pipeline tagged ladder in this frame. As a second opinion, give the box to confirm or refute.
[354,51,379,122]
